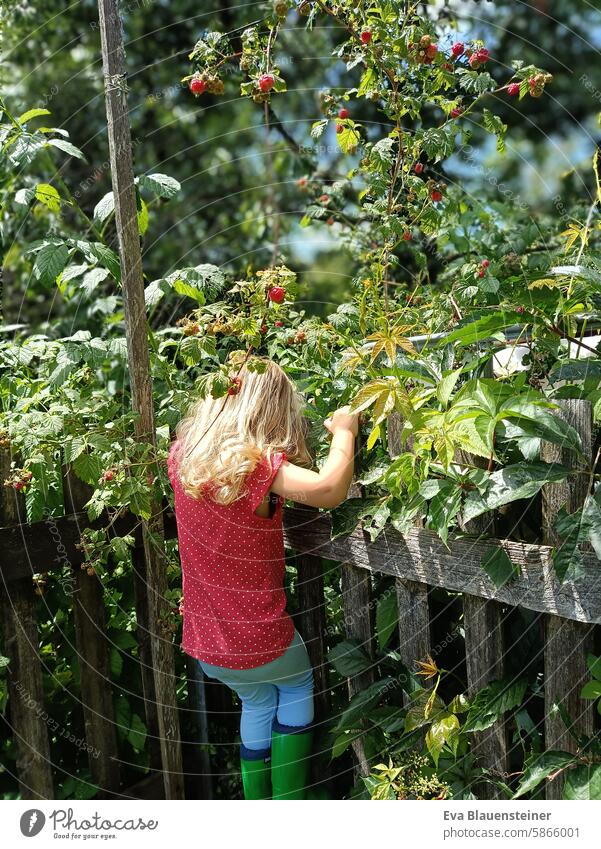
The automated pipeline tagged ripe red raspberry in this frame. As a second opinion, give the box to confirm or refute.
[430,189,443,202]
[451,42,464,58]
[481,259,490,268]
[327,216,335,225]
[516,305,525,314]
[268,286,286,303]
[258,73,275,93]
[450,107,463,118]
[189,77,206,95]
[507,83,520,97]
[338,107,350,119]
[469,47,489,68]
[14,480,25,491]
[402,231,412,241]
[319,193,330,203]
[426,43,438,60]
[336,123,344,134]
[414,162,424,174]
[275,320,283,327]
[478,270,485,278]
[260,324,268,333]
[103,470,114,482]
[442,62,454,72]
[360,30,372,44]
[227,377,242,396]
[296,331,306,343]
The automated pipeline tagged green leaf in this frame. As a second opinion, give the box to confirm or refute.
[375,591,398,651]
[442,312,525,347]
[47,138,86,160]
[18,108,51,123]
[586,653,601,682]
[93,192,114,223]
[563,764,601,800]
[513,751,577,799]
[138,172,181,199]
[331,729,366,759]
[464,678,528,733]
[333,678,396,733]
[336,120,360,155]
[580,680,601,700]
[35,183,61,213]
[72,451,103,486]
[481,547,520,587]
[463,462,569,524]
[33,242,70,286]
[426,713,460,767]
[549,359,601,382]
[127,713,147,752]
[89,242,121,281]
[328,640,372,677]
[109,648,123,678]
[436,368,461,408]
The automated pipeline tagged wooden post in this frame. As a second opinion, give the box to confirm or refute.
[341,561,374,777]
[541,400,595,800]
[0,448,53,799]
[296,553,331,721]
[63,469,120,795]
[97,0,184,798]
[185,656,213,800]
[387,414,432,698]
[457,449,508,798]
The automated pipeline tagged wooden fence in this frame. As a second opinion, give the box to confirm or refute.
[0,400,599,800]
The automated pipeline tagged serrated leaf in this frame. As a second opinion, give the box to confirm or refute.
[328,640,372,677]
[138,172,181,198]
[33,242,70,286]
[47,138,86,160]
[93,192,114,223]
[35,183,61,213]
[513,751,576,799]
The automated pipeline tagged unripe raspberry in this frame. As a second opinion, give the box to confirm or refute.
[426,43,438,60]
[507,83,520,97]
[258,73,275,93]
[360,30,372,44]
[319,193,330,203]
[296,331,306,343]
[336,123,344,133]
[327,216,335,225]
[338,107,350,119]
[296,176,308,188]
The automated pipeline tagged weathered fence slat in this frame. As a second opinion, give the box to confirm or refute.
[457,448,508,799]
[185,656,213,800]
[388,414,433,699]
[0,449,53,799]
[341,561,374,777]
[64,470,120,796]
[541,399,595,800]
[295,552,331,721]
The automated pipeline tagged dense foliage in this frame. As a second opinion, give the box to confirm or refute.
[1,1,600,800]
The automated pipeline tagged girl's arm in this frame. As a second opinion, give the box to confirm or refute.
[270,406,360,509]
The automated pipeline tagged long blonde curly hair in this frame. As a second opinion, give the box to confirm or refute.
[173,358,312,504]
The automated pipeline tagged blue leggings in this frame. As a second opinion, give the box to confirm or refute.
[198,630,314,758]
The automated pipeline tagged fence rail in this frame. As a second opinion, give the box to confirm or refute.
[0,400,598,800]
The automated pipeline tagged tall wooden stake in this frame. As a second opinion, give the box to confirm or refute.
[97,0,184,798]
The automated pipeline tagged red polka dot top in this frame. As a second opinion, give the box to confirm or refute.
[167,440,295,669]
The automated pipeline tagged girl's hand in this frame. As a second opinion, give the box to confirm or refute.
[324,406,360,437]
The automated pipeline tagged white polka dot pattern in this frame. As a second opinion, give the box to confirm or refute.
[167,440,295,669]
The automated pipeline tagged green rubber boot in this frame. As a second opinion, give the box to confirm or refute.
[271,723,313,800]
[240,751,271,800]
